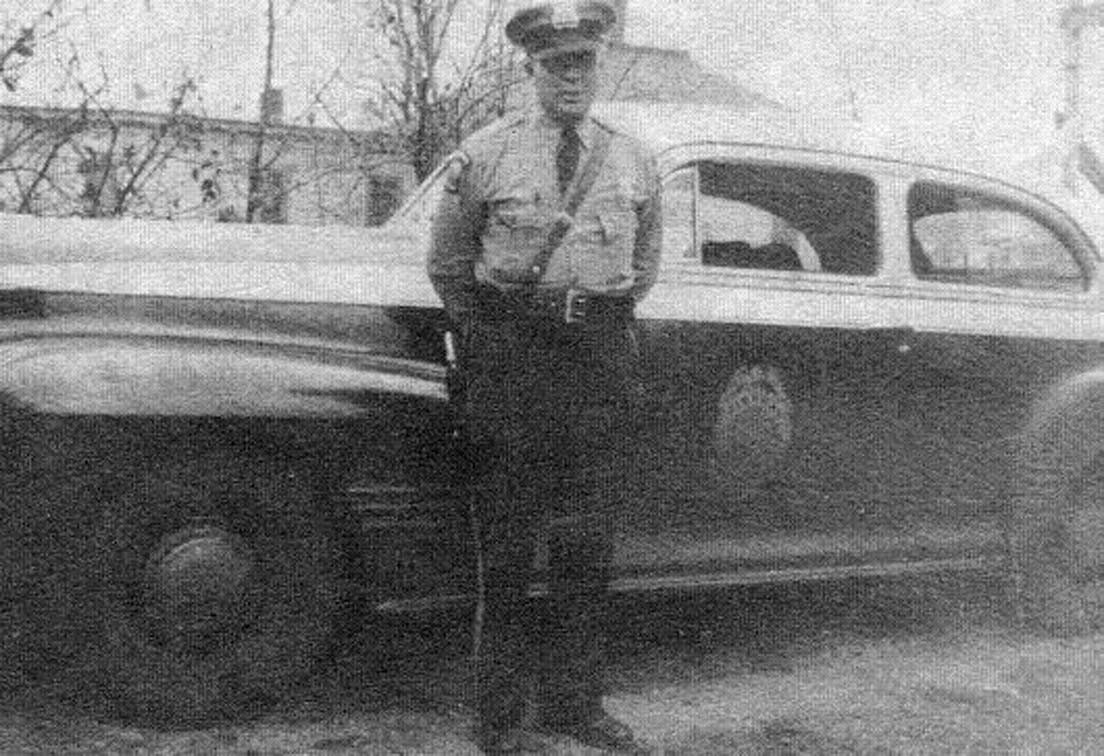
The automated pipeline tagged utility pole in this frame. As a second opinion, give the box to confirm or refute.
[1059,1,1104,191]
[609,0,627,43]
[246,0,277,222]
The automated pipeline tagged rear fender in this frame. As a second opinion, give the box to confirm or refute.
[1012,369,1104,551]
[1021,369,1104,466]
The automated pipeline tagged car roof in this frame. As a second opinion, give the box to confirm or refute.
[591,101,1038,178]
[591,101,1104,255]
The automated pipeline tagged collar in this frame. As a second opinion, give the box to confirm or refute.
[531,106,593,150]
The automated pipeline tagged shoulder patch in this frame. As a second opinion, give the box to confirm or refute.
[442,151,470,194]
[446,149,471,169]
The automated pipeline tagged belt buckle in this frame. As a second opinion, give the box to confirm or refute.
[564,289,587,324]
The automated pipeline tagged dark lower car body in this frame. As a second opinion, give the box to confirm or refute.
[1,288,1098,722]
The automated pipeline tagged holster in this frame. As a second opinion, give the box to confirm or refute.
[443,329,467,429]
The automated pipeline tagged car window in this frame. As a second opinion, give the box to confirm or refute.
[909,181,1087,292]
[663,160,878,275]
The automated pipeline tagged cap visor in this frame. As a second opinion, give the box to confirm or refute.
[529,37,603,60]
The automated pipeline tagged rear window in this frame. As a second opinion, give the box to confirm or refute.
[908,181,1088,292]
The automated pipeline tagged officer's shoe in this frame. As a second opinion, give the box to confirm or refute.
[477,726,550,754]
[555,713,644,753]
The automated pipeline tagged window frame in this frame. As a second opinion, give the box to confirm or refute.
[655,143,1100,299]
[906,178,1095,294]
[660,164,699,265]
[658,148,883,282]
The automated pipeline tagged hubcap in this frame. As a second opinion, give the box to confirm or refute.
[143,524,255,651]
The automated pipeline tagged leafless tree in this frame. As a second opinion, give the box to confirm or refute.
[231,0,432,225]
[1,0,424,224]
[76,76,205,217]
[357,0,522,182]
[0,36,104,215]
[0,48,207,219]
[0,103,89,213]
[0,0,72,93]
[201,118,409,226]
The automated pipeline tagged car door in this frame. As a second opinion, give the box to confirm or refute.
[623,149,922,578]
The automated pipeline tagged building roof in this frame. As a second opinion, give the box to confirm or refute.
[0,103,395,151]
[600,42,781,110]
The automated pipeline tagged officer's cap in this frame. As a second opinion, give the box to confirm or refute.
[505,0,616,59]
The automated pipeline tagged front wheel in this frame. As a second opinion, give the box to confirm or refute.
[91,454,344,724]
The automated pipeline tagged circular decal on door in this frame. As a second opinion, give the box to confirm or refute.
[713,365,793,486]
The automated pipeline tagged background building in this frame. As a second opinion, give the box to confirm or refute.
[0,97,413,226]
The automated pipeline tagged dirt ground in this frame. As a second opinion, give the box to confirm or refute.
[3,572,1103,754]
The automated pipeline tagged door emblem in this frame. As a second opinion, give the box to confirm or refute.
[713,365,793,487]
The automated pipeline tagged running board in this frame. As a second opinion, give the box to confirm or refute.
[374,554,1007,614]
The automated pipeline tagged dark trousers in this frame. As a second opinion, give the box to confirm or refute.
[463,312,640,738]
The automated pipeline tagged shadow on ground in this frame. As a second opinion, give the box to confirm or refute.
[1,571,1019,753]
[606,571,1015,688]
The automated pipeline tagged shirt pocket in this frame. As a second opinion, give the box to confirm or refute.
[493,200,547,241]
[485,200,548,282]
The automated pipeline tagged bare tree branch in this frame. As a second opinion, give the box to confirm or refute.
[353,0,517,182]
[111,78,198,215]
[0,0,69,92]
[0,0,423,224]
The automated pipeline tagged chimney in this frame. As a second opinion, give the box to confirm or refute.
[609,0,628,43]
[260,87,284,125]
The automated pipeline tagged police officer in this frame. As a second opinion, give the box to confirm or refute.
[428,1,661,752]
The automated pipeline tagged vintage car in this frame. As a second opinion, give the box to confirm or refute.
[3,102,1104,722]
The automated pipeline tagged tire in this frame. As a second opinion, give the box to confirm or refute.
[1011,385,1104,635]
[91,453,344,725]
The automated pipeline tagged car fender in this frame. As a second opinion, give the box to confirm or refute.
[0,324,455,642]
[1021,368,1104,460]
[1011,368,1104,558]
[0,330,447,418]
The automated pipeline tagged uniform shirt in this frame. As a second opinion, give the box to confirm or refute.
[427,106,662,325]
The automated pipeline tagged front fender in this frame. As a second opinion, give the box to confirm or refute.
[0,333,447,417]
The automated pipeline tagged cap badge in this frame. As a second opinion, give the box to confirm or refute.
[550,3,581,29]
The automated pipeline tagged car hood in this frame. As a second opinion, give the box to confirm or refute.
[0,213,440,307]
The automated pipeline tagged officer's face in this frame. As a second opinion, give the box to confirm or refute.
[531,48,600,123]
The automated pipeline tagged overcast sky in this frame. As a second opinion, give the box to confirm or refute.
[8,0,1103,167]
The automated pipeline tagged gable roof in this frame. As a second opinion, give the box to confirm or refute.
[599,42,781,110]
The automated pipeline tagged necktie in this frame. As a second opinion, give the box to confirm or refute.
[556,126,582,194]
